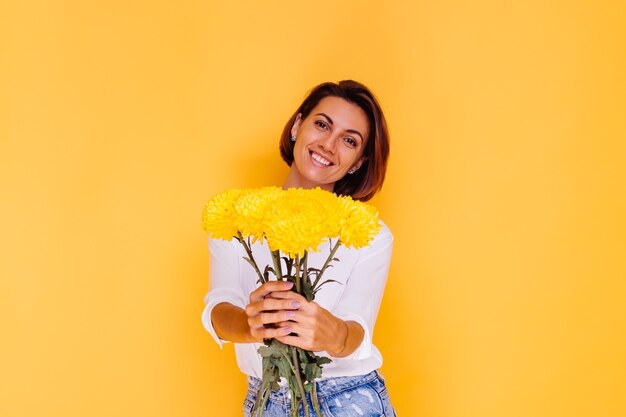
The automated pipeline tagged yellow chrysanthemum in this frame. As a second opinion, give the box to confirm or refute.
[338,196,381,249]
[233,186,282,243]
[201,188,245,240]
[264,187,344,257]
[203,186,380,252]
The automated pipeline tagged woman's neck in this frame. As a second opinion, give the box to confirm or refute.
[282,167,334,192]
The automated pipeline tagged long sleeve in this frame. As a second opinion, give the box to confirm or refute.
[330,221,394,360]
[201,236,247,348]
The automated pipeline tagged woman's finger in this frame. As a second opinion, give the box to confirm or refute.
[275,334,307,350]
[257,297,301,312]
[249,280,293,303]
[266,289,307,305]
[245,297,300,318]
[268,291,322,317]
[248,309,298,326]
[251,324,293,340]
[275,320,309,338]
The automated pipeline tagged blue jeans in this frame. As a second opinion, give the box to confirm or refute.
[243,370,397,417]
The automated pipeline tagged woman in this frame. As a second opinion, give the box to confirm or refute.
[202,80,396,416]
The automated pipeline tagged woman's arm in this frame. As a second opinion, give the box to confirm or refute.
[205,223,392,359]
[211,280,364,357]
[327,320,365,358]
[211,280,300,343]
[329,223,394,360]
[211,302,256,343]
[265,290,366,358]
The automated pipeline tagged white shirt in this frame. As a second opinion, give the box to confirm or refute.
[201,220,394,379]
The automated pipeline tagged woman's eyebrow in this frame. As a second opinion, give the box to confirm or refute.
[315,112,365,142]
[315,112,334,125]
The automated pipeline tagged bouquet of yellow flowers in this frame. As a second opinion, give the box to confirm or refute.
[202,186,381,417]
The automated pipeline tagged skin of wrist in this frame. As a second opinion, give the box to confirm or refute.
[245,325,257,343]
[329,318,349,356]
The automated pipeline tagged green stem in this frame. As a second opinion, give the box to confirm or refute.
[294,253,301,293]
[279,349,306,416]
[290,398,300,417]
[312,238,342,290]
[283,256,294,279]
[236,231,265,283]
[290,346,310,417]
[311,382,323,417]
[271,249,283,280]
[251,381,269,417]
[302,251,309,294]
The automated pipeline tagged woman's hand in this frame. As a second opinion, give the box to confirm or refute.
[245,280,301,342]
[266,290,348,355]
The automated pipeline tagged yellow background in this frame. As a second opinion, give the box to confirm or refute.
[1,1,625,416]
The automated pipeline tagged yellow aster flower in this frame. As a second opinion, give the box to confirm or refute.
[233,186,282,243]
[201,188,245,240]
[203,186,380,252]
[338,196,381,249]
[264,187,344,257]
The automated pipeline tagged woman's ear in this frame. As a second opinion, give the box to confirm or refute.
[291,113,302,138]
[353,155,368,172]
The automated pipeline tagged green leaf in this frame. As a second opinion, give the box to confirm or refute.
[288,375,301,398]
[276,358,291,379]
[303,363,314,381]
[258,342,288,359]
[243,256,257,271]
[270,356,281,367]
[281,256,294,274]
[313,279,341,294]
[304,380,313,393]
[297,348,308,364]
[316,356,332,366]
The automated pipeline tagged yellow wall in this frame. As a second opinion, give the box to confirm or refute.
[1,1,625,416]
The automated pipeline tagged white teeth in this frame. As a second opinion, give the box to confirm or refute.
[311,152,332,166]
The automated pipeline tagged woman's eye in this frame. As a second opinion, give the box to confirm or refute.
[344,137,357,147]
[315,121,327,130]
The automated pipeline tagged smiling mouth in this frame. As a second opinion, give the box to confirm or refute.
[310,151,333,167]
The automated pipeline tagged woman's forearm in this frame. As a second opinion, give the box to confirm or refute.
[212,301,365,358]
[211,302,256,343]
[327,320,365,358]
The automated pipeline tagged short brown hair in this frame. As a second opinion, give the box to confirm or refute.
[279,80,390,202]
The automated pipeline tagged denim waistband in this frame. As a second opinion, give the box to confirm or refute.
[247,371,380,404]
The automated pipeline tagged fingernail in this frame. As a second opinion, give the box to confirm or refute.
[291,301,301,308]
[283,327,292,334]
[286,311,296,318]
[284,281,294,288]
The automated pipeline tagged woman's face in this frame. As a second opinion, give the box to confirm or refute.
[285,96,369,192]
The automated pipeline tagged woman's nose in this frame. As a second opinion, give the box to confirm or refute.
[319,133,338,153]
